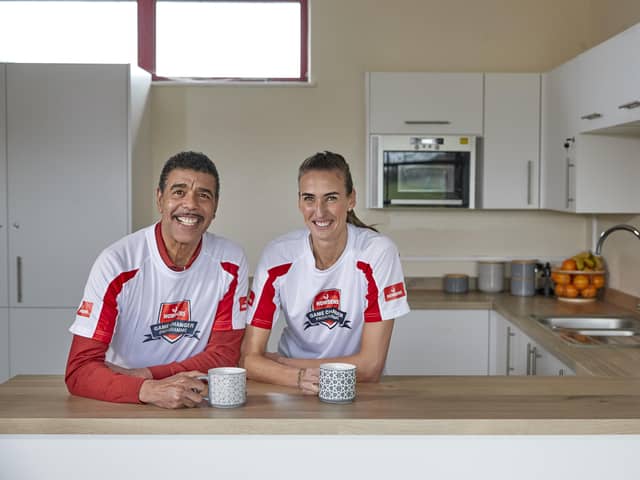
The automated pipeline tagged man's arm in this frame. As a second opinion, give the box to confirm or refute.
[65,335,207,408]
[146,329,245,379]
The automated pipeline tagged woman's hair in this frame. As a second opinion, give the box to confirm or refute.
[298,151,378,232]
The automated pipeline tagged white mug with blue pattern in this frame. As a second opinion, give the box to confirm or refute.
[319,363,356,403]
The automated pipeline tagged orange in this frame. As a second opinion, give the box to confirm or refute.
[555,273,571,285]
[564,284,579,298]
[591,275,605,288]
[572,274,589,291]
[581,285,597,298]
[554,284,566,297]
[551,272,560,283]
[561,258,577,271]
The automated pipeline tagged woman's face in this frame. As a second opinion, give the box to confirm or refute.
[298,169,355,245]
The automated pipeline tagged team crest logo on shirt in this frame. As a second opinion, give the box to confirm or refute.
[303,289,351,330]
[384,282,406,302]
[143,300,200,344]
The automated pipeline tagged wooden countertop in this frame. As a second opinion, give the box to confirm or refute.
[3,375,640,435]
[407,290,640,377]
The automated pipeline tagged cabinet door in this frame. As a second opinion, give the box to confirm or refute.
[540,59,580,212]
[577,23,640,132]
[9,308,73,375]
[367,72,483,135]
[0,64,7,307]
[482,74,540,209]
[0,308,8,383]
[489,311,526,376]
[525,339,575,376]
[385,310,489,375]
[6,64,130,307]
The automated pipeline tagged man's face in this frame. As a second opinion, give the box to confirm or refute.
[156,168,218,252]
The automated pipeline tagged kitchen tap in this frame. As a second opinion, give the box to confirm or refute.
[595,224,640,255]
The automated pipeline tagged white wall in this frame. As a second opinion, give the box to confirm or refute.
[142,0,640,285]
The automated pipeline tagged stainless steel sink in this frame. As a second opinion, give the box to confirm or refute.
[538,316,640,331]
[533,315,640,346]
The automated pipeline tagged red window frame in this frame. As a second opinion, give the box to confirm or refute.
[138,0,309,81]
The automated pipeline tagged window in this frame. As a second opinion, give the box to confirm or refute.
[0,0,308,82]
[150,0,308,81]
[0,1,137,64]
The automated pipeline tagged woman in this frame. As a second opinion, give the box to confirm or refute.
[241,151,410,393]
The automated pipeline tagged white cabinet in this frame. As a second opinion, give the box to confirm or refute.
[0,65,7,308]
[0,63,150,375]
[541,131,640,213]
[489,311,574,376]
[0,309,8,383]
[5,63,149,307]
[385,310,489,375]
[9,308,74,375]
[541,62,640,213]
[489,310,526,375]
[575,23,640,133]
[366,72,484,135]
[481,73,540,209]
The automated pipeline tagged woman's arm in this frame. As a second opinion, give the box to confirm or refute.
[240,325,319,394]
[269,320,394,382]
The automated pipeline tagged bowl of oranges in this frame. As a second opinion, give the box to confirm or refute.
[551,251,606,302]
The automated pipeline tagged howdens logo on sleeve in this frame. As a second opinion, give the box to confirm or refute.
[76,300,93,318]
[143,300,200,344]
[304,289,351,330]
[384,282,406,302]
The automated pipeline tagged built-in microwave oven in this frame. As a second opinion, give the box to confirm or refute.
[367,134,476,208]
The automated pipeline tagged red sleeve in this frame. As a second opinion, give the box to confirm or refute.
[148,329,245,379]
[65,335,145,404]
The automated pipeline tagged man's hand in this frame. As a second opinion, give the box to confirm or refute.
[138,371,207,409]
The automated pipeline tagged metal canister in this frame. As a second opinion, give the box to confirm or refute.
[510,260,537,296]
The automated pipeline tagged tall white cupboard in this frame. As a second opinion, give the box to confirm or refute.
[0,63,150,381]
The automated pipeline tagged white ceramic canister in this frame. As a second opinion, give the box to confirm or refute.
[510,259,537,296]
[477,261,505,293]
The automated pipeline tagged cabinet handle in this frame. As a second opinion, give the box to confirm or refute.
[565,157,575,209]
[526,161,533,205]
[580,112,602,120]
[527,344,542,376]
[559,369,565,376]
[17,256,23,303]
[404,120,451,125]
[618,100,640,110]
[505,327,515,375]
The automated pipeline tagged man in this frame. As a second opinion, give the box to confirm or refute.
[65,151,247,408]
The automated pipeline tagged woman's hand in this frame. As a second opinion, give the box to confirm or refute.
[297,367,320,395]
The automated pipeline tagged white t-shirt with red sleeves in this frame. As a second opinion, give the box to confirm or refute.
[248,224,410,359]
[69,224,248,369]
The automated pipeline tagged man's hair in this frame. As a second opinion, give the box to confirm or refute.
[158,151,220,199]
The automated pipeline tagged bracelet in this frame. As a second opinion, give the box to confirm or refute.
[297,368,305,389]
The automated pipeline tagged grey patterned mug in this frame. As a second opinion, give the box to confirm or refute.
[319,363,356,404]
[198,367,246,408]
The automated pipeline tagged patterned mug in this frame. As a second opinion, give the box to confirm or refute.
[319,363,357,404]
[198,367,246,408]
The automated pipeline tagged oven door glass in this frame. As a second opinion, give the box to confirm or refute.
[383,150,470,206]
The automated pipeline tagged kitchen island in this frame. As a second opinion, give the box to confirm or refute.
[2,375,640,479]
